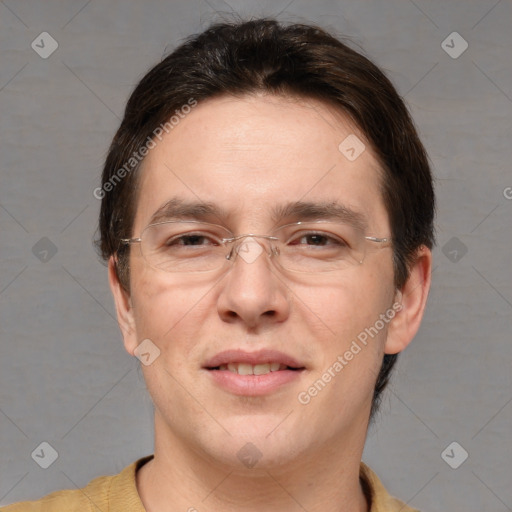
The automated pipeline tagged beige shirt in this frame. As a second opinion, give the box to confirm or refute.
[3,455,418,511]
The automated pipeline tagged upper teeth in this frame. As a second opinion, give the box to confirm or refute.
[220,362,287,375]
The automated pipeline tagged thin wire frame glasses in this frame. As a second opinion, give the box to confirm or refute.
[120,220,391,274]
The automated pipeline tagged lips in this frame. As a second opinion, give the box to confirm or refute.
[203,349,306,396]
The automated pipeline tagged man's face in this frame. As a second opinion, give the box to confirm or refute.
[120,95,399,468]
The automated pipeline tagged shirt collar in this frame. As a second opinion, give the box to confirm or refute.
[111,455,416,512]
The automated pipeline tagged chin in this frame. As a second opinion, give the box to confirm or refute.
[204,421,310,469]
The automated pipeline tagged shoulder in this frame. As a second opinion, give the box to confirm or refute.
[1,473,115,511]
[2,455,153,512]
[360,462,420,512]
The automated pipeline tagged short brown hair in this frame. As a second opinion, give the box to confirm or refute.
[96,18,435,421]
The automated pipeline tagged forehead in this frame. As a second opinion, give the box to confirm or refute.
[134,94,387,231]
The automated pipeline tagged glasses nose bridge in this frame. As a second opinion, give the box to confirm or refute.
[224,233,280,263]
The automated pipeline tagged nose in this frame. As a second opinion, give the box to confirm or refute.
[216,236,290,329]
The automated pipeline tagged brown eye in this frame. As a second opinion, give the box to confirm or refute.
[169,234,212,246]
[290,232,348,248]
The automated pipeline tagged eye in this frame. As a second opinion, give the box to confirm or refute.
[289,232,349,248]
[166,232,220,247]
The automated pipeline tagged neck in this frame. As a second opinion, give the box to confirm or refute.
[136,413,370,512]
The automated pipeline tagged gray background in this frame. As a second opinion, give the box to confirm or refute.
[1,0,511,510]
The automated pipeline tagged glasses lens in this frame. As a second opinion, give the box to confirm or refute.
[273,221,365,273]
[140,221,230,273]
[138,220,369,274]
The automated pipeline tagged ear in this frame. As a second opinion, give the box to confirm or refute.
[384,246,432,354]
[108,256,138,356]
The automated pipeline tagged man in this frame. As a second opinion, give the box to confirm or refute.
[5,18,434,511]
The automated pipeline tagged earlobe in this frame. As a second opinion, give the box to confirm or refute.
[384,246,432,355]
[108,256,138,356]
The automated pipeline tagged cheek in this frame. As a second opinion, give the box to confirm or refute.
[307,277,395,399]
[129,269,211,359]
[295,266,394,344]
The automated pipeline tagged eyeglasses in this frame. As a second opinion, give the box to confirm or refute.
[120,220,391,274]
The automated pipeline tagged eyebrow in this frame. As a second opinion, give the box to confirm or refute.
[148,198,367,231]
[149,198,227,225]
[270,200,367,231]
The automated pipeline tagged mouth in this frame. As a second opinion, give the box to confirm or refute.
[203,349,306,396]
[209,362,302,375]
